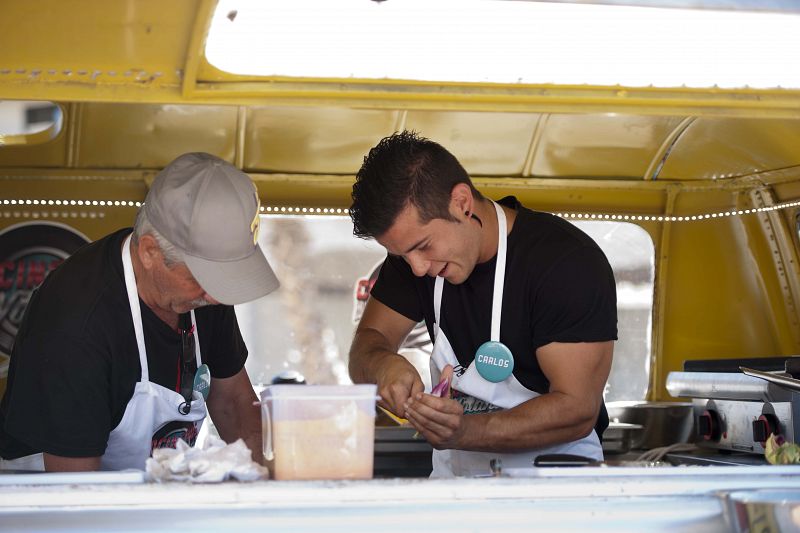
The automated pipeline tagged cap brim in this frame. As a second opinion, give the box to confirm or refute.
[184,246,279,306]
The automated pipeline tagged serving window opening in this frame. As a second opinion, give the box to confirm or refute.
[236,214,655,402]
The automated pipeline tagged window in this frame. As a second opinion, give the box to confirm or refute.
[207,0,800,89]
[237,214,654,400]
[237,216,385,386]
[572,221,654,401]
[0,100,62,145]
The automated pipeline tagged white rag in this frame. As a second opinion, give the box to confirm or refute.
[145,436,269,483]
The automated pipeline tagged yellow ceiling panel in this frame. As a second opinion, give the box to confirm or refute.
[1,0,799,118]
[531,113,687,179]
[76,103,237,168]
[404,111,540,176]
[0,0,195,87]
[658,118,800,181]
[243,106,400,173]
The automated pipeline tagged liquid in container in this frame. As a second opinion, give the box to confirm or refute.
[260,384,377,480]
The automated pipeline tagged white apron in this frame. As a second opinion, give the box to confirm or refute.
[429,202,602,478]
[100,235,207,471]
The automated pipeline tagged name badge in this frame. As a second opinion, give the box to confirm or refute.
[474,341,514,383]
[193,364,211,400]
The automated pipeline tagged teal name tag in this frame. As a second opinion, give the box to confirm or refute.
[475,341,514,383]
[193,364,211,400]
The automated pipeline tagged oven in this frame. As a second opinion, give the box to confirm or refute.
[666,357,800,455]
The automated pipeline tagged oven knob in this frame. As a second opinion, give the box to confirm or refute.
[698,410,721,441]
[752,414,780,445]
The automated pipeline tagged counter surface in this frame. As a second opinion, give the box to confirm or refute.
[2,465,800,532]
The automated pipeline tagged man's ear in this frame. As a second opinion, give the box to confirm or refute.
[450,183,473,219]
[136,234,162,270]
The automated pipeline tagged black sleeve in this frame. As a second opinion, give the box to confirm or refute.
[531,246,618,346]
[197,305,248,379]
[4,332,112,457]
[369,255,424,323]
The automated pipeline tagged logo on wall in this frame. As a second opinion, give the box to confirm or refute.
[0,222,89,358]
[351,260,382,325]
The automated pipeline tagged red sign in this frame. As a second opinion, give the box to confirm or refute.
[0,222,89,357]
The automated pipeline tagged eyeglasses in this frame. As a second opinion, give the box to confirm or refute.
[178,313,195,415]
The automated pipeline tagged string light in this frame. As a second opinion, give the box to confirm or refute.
[0,199,797,220]
[556,199,800,222]
[257,205,348,215]
[1,199,141,208]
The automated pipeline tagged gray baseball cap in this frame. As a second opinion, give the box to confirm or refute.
[144,152,279,305]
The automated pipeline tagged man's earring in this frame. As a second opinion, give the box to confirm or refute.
[467,210,483,227]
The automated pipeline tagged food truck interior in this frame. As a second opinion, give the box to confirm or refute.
[1,0,800,530]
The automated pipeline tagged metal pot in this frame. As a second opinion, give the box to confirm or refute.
[606,401,693,450]
[719,488,800,533]
[602,422,643,454]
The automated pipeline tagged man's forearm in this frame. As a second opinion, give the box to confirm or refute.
[207,369,264,464]
[44,453,102,472]
[457,392,599,452]
[239,405,264,465]
[349,327,403,384]
[213,396,263,463]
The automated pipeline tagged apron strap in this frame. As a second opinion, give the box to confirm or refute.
[490,201,507,342]
[433,276,443,340]
[122,234,150,382]
[190,309,202,367]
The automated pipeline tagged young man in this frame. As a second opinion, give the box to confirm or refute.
[0,152,279,472]
[349,131,617,477]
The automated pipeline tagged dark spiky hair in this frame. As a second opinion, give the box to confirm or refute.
[349,131,482,239]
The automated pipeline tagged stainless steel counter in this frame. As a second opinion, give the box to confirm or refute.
[2,465,800,532]
[666,450,770,467]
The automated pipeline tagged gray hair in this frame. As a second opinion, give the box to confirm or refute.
[133,208,184,267]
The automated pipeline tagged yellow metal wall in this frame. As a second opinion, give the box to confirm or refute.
[2,102,800,401]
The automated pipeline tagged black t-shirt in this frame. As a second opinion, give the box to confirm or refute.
[0,228,248,460]
[371,197,617,432]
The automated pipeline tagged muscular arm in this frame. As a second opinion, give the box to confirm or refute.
[349,297,424,416]
[206,367,263,464]
[405,340,613,451]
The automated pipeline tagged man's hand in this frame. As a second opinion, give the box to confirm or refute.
[403,393,466,449]
[375,356,424,417]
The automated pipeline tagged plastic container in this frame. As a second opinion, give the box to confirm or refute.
[260,384,377,480]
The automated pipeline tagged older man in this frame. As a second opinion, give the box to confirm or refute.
[0,152,279,472]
